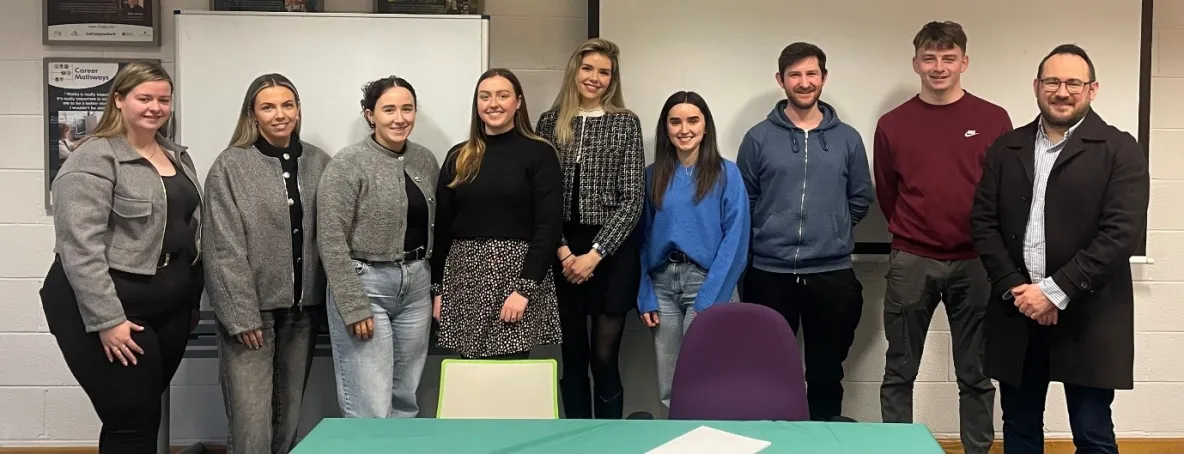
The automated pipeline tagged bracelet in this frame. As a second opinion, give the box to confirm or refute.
[560,253,573,261]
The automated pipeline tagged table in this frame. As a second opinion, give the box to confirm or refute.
[290,418,944,453]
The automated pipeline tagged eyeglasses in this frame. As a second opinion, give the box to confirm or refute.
[1040,78,1093,94]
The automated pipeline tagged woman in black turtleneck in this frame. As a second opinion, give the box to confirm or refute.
[430,68,564,360]
[202,74,332,453]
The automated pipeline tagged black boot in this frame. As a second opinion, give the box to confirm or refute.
[593,388,623,419]
[560,378,592,419]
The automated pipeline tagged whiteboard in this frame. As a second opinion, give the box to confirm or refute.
[174,10,489,183]
[599,0,1143,250]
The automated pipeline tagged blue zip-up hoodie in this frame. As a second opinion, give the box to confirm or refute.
[736,99,874,274]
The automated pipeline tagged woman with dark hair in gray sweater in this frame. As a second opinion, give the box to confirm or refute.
[202,73,331,453]
[317,76,440,418]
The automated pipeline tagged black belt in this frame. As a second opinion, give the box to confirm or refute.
[157,252,195,268]
[357,247,426,265]
[667,250,691,263]
[401,247,427,262]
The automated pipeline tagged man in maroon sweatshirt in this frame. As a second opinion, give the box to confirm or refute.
[872,21,1012,454]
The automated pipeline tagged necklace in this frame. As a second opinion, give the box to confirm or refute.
[684,164,694,177]
[137,142,160,160]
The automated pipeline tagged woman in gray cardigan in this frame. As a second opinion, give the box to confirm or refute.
[40,61,203,454]
[317,76,440,418]
[202,73,331,453]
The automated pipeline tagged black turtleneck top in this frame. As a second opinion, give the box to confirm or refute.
[430,128,563,286]
[255,135,304,304]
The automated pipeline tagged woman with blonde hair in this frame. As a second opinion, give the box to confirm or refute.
[39,60,203,453]
[202,73,331,453]
[536,38,645,419]
[430,68,563,360]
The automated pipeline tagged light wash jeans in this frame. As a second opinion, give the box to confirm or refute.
[327,259,432,418]
[650,260,707,408]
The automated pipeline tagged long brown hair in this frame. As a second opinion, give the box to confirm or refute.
[449,68,548,188]
[85,61,172,143]
[228,73,302,148]
[549,38,628,147]
[651,91,722,210]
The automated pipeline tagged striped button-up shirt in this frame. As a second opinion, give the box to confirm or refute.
[1021,115,1086,310]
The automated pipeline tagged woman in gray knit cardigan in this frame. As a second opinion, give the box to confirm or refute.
[316,76,441,419]
[202,73,332,453]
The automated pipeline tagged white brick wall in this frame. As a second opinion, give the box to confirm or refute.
[0,0,1180,446]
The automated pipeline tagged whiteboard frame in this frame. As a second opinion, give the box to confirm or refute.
[171,8,490,152]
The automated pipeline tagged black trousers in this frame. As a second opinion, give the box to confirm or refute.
[1000,326,1118,454]
[40,255,202,454]
[741,266,864,421]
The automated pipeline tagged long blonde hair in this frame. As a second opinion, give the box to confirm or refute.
[228,73,302,148]
[449,68,549,188]
[550,38,628,146]
[85,61,172,143]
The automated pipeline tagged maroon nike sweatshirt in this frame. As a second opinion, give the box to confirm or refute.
[873,92,1013,261]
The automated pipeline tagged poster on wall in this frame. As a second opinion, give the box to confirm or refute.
[211,0,322,12]
[44,0,160,46]
[375,0,482,14]
[44,57,163,211]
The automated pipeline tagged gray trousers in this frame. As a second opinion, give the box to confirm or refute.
[217,306,318,454]
[880,249,995,454]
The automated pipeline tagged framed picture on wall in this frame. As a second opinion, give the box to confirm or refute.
[43,57,163,212]
[375,0,482,14]
[44,0,160,46]
[211,0,322,12]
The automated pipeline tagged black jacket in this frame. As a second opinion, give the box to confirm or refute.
[971,109,1149,390]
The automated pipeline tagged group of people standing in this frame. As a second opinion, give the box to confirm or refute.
[39,18,1146,454]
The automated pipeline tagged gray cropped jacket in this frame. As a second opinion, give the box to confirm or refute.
[51,133,203,333]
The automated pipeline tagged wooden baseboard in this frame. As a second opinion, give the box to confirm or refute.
[938,437,1184,454]
[3,439,1181,453]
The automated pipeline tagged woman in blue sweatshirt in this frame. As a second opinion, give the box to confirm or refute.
[638,91,750,407]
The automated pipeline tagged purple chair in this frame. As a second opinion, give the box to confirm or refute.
[666,302,810,421]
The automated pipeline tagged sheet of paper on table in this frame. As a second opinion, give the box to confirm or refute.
[645,425,772,454]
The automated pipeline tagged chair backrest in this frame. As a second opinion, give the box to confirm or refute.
[436,358,559,419]
[667,302,809,421]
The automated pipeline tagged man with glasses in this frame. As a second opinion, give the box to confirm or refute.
[971,44,1148,454]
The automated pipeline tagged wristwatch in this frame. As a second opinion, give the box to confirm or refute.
[591,242,608,258]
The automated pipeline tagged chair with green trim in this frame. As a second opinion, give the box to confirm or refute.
[436,358,560,419]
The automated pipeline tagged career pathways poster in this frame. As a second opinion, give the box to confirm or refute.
[45,0,159,45]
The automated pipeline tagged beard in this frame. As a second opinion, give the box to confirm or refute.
[1038,97,1089,128]
[788,88,821,110]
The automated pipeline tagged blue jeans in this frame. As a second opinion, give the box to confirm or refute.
[649,260,707,408]
[326,259,432,418]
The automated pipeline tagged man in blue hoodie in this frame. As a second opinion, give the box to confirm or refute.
[737,42,874,422]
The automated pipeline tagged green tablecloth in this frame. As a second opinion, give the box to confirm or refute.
[290,418,944,453]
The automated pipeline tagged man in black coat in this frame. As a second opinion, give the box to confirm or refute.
[971,44,1149,454]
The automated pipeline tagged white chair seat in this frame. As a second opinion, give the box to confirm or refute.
[436,358,559,419]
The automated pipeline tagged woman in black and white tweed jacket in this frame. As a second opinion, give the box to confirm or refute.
[536,38,645,420]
